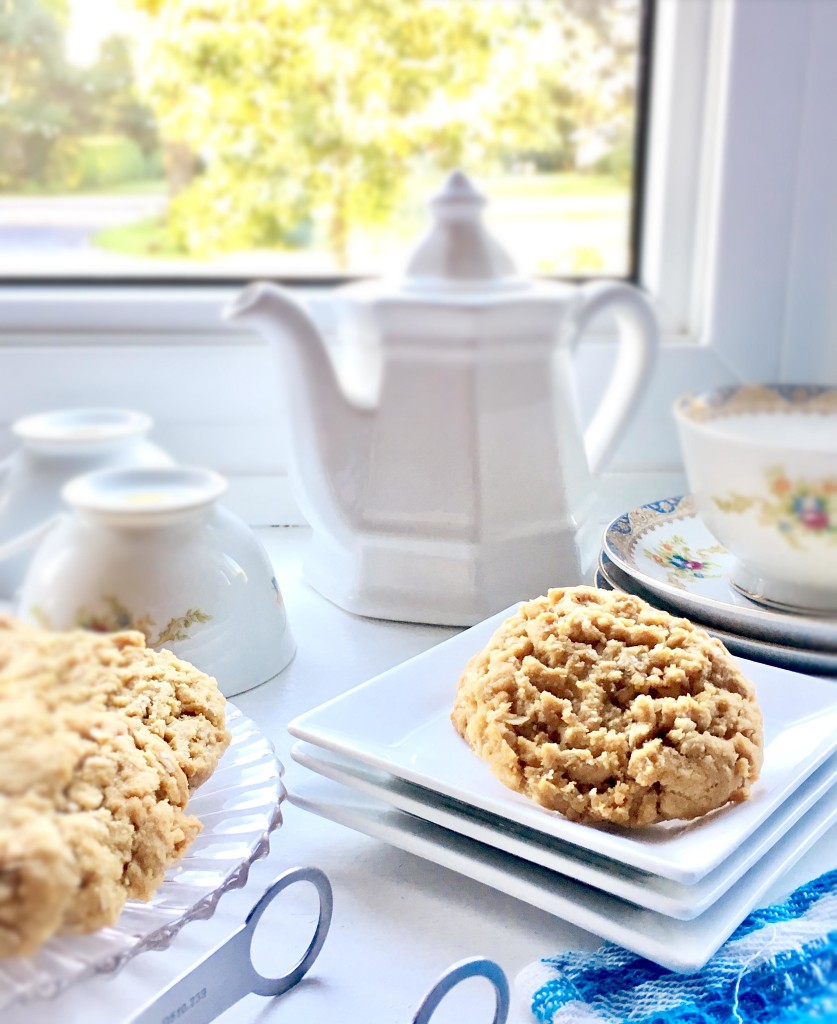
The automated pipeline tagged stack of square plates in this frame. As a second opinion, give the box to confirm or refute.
[287,606,837,972]
[598,495,837,676]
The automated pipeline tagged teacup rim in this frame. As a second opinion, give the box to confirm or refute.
[674,383,837,435]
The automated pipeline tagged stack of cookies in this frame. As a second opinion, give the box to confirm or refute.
[0,618,230,958]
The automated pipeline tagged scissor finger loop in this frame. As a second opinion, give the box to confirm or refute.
[411,956,510,1024]
[244,865,333,999]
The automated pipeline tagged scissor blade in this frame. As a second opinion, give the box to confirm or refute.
[129,929,254,1024]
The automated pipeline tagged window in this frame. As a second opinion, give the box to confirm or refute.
[0,0,648,281]
[1,0,835,526]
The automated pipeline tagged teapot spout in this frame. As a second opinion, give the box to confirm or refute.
[224,282,370,540]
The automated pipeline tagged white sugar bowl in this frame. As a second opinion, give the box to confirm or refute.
[0,408,174,598]
[17,466,295,697]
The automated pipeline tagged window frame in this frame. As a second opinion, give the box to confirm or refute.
[0,0,834,524]
[582,0,837,488]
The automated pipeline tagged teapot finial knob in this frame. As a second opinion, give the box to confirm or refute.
[402,170,524,292]
[429,170,487,218]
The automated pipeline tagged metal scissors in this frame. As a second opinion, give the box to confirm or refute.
[128,865,509,1024]
[129,866,333,1024]
[411,956,510,1024]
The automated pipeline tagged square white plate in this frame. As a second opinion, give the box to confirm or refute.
[291,741,837,920]
[288,774,837,973]
[288,604,837,883]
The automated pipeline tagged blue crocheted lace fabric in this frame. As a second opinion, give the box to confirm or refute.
[525,869,837,1024]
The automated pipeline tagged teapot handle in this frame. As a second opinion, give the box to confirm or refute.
[569,281,658,476]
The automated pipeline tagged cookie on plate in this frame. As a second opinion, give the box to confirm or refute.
[451,587,763,827]
[0,619,230,957]
[0,619,229,787]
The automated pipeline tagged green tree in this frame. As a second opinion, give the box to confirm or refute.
[134,0,639,267]
[132,0,568,266]
[511,0,640,175]
[0,0,160,191]
[0,0,75,188]
[82,36,159,159]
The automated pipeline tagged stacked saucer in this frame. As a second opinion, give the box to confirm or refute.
[287,604,837,973]
[597,495,837,676]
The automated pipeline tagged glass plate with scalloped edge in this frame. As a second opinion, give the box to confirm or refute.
[287,606,837,885]
[0,704,286,1013]
[602,496,837,652]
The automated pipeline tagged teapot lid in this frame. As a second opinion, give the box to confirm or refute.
[400,171,529,295]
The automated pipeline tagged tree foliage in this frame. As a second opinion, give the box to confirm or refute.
[0,0,157,191]
[0,0,73,187]
[134,0,638,267]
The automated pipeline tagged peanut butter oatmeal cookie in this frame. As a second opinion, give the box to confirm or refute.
[0,619,229,958]
[0,620,229,787]
[451,587,763,827]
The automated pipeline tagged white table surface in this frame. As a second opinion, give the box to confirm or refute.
[10,526,836,1024]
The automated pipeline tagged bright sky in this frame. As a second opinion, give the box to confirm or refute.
[65,0,137,66]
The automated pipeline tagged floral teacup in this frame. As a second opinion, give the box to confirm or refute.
[674,385,837,615]
[17,466,295,696]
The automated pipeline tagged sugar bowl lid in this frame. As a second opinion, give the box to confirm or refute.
[63,466,227,527]
[399,171,529,295]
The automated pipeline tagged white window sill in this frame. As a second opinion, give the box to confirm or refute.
[0,281,691,527]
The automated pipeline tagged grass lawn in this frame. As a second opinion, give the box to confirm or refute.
[95,216,184,259]
[83,179,168,197]
[0,178,167,199]
[481,171,628,199]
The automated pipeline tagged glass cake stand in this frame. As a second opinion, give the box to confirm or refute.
[0,705,286,1011]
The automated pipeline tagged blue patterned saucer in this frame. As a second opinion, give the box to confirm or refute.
[602,497,837,654]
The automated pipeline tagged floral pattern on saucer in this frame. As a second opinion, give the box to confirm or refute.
[602,497,837,652]
[606,496,692,562]
[714,466,837,548]
[644,535,725,589]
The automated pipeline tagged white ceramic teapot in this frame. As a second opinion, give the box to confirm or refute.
[227,172,658,625]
